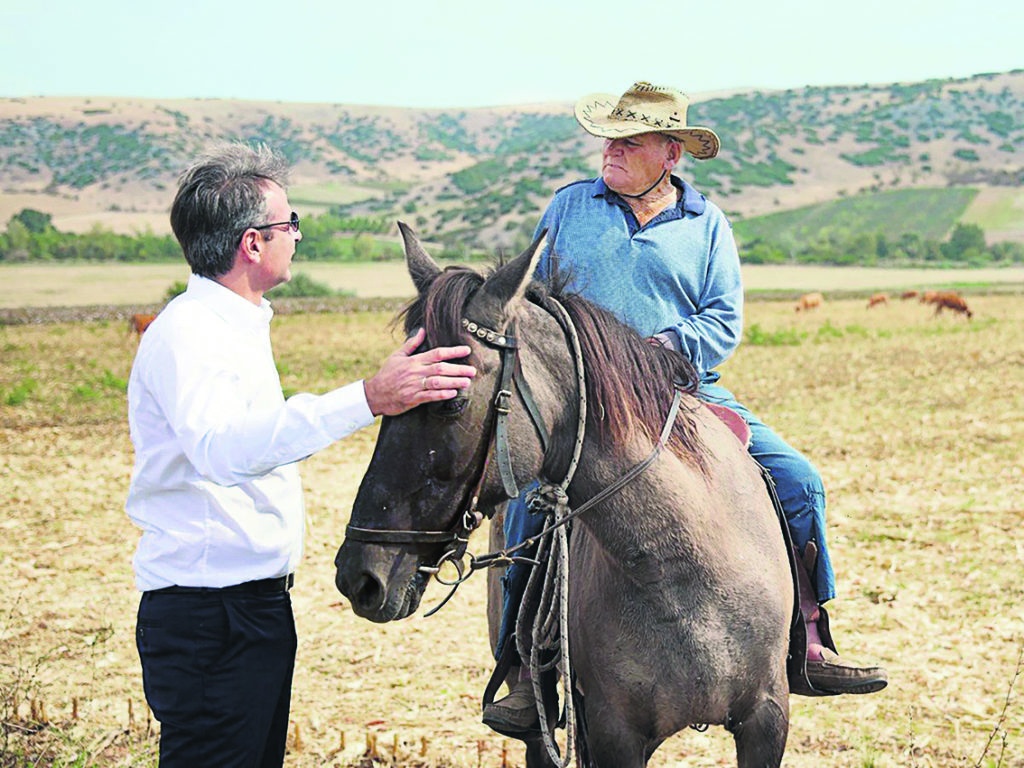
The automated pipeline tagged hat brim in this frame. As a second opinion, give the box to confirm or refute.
[574,93,720,160]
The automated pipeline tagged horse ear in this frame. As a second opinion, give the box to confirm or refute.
[398,221,442,295]
[467,229,547,330]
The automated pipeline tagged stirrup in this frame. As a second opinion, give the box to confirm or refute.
[482,679,541,737]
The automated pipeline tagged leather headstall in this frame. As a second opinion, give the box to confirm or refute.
[343,315,550,557]
[461,317,550,501]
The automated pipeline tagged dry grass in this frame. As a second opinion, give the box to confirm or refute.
[1,295,1022,767]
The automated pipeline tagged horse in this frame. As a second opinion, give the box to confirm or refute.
[334,224,794,768]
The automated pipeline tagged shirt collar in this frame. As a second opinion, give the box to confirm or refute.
[592,175,707,216]
[185,274,274,331]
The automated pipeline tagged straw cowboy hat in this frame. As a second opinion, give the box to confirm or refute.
[574,81,720,160]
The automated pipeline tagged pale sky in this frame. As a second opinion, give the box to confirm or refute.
[1,0,1021,108]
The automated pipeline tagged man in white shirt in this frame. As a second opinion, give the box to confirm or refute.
[126,143,476,767]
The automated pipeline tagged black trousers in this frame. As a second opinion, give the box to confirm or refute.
[136,589,297,767]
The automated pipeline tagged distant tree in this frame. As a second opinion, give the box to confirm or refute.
[741,238,788,264]
[10,208,53,234]
[350,233,379,261]
[874,232,890,260]
[0,220,32,262]
[943,223,986,259]
[164,281,188,302]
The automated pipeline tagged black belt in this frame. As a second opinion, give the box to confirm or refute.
[150,574,294,595]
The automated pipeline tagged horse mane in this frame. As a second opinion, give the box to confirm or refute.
[400,263,704,464]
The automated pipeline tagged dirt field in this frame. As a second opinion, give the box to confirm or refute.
[1,293,1022,767]
[3,263,1024,309]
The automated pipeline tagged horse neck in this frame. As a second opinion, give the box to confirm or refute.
[565,434,703,562]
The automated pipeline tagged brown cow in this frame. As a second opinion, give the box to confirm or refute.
[795,292,824,312]
[129,313,157,338]
[919,290,939,304]
[932,292,973,319]
[900,290,919,300]
[867,293,888,308]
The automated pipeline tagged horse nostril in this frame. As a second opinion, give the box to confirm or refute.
[350,572,385,614]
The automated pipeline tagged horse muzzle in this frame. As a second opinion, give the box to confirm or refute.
[334,539,427,622]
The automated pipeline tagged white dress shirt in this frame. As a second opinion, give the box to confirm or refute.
[126,274,375,591]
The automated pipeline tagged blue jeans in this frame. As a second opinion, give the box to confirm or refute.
[496,382,836,660]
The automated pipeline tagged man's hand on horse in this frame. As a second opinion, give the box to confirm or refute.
[364,327,476,416]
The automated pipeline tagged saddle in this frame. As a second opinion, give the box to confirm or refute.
[702,401,752,447]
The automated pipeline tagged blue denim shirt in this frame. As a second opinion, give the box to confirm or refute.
[533,175,742,380]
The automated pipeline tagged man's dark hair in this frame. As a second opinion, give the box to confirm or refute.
[170,143,289,277]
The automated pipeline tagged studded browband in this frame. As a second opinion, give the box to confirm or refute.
[461,318,516,349]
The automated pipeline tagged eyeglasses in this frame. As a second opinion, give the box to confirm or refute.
[252,211,300,234]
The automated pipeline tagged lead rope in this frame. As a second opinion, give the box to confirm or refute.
[519,323,685,765]
[527,297,586,768]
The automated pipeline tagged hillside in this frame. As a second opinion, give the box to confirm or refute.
[2,70,1023,249]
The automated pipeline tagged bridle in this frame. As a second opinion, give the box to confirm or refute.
[344,298,582,600]
[343,295,682,614]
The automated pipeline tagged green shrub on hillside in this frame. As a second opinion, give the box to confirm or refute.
[493,115,579,155]
[841,145,910,167]
[420,114,477,154]
[266,272,343,299]
[450,159,507,194]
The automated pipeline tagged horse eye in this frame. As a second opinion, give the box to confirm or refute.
[432,397,469,420]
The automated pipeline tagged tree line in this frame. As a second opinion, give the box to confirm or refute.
[2,208,1021,268]
[0,209,400,263]
[740,223,1024,267]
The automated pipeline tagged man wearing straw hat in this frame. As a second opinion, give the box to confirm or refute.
[483,82,888,736]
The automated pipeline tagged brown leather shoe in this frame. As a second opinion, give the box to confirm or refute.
[482,679,539,736]
[805,648,888,695]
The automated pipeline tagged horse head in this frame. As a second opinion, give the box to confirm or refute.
[334,223,566,622]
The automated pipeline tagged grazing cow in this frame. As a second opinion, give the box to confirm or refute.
[932,292,973,319]
[129,313,157,338]
[867,293,888,308]
[795,292,824,312]
[900,290,919,300]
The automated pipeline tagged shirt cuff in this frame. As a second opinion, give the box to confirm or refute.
[319,380,376,439]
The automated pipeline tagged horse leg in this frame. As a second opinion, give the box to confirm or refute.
[730,693,789,768]
[571,699,648,768]
[582,726,646,768]
[522,737,559,768]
